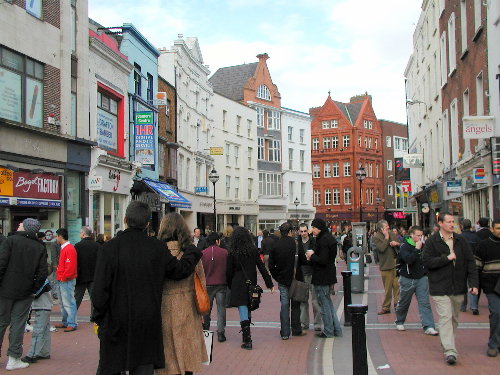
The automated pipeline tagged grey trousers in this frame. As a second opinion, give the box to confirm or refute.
[0,295,34,358]
[300,274,322,329]
[27,309,51,358]
[203,285,227,334]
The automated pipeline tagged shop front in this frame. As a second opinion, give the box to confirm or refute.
[216,201,259,234]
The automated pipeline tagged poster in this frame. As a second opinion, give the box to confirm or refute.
[25,78,43,127]
[97,108,118,152]
[0,67,22,122]
[134,111,155,165]
[0,168,13,196]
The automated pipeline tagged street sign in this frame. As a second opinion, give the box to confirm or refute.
[195,186,208,193]
[210,147,223,155]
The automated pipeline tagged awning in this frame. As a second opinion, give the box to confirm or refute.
[143,179,192,209]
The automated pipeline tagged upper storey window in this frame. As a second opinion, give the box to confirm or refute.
[256,84,271,101]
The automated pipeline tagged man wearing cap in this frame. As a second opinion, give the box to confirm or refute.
[0,218,48,370]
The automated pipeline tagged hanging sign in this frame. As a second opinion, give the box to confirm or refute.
[473,168,486,183]
[463,116,495,139]
[0,168,14,196]
[134,111,155,165]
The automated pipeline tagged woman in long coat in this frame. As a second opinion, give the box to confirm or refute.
[156,213,208,375]
[226,226,274,350]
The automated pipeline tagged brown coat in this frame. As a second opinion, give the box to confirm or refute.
[155,241,208,375]
[373,231,400,271]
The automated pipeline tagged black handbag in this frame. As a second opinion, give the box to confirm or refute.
[239,258,263,311]
[289,246,309,303]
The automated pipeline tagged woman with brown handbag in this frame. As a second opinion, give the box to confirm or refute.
[156,213,208,375]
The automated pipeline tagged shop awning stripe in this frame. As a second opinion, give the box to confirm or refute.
[143,179,192,209]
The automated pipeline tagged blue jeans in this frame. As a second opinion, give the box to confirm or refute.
[58,279,77,328]
[395,276,435,330]
[486,293,500,349]
[204,285,227,333]
[314,285,342,337]
[238,305,249,322]
[278,284,302,337]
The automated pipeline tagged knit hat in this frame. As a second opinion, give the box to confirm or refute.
[22,218,41,233]
[311,217,327,233]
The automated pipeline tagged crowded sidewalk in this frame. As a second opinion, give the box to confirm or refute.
[0,262,497,374]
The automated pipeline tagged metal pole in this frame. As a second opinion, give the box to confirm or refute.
[213,182,216,231]
[348,304,369,375]
[359,180,362,222]
[341,271,352,326]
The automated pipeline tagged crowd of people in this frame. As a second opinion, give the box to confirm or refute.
[0,204,499,373]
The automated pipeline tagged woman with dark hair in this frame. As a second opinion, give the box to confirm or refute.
[156,213,207,375]
[226,226,274,350]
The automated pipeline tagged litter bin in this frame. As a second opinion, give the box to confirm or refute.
[347,247,365,293]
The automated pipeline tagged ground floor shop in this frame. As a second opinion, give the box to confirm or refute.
[215,201,258,234]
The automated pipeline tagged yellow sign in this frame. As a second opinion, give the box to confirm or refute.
[210,147,223,155]
[0,168,14,196]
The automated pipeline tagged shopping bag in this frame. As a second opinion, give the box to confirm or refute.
[289,279,309,302]
[202,330,214,365]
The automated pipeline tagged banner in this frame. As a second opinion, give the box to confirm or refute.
[13,172,61,200]
[134,111,155,165]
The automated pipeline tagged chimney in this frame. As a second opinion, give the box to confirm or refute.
[350,91,371,103]
[256,53,269,61]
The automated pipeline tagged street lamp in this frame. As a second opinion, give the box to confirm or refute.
[294,197,300,229]
[208,168,219,232]
[355,166,367,222]
[375,197,382,222]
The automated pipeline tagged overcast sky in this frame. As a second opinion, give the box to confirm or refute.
[88,0,422,123]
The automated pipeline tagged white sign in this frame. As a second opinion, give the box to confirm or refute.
[97,108,118,152]
[403,154,424,168]
[0,67,22,122]
[463,116,495,139]
[155,92,167,105]
[89,175,103,190]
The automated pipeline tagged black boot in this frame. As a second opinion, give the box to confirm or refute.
[240,320,252,350]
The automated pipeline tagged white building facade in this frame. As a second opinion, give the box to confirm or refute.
[158,36,215,231]
[281,108,315,226]
[211,93,259,233]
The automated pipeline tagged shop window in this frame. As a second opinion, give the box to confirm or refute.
[97,83,124,157]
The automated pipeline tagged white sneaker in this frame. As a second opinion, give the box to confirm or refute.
[396,324,405,331]
[25,324,33,332]
[50,326,57,332]
[6,356,29,370]
[425,327,439,336]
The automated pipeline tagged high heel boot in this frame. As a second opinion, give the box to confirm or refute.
[240,320,252,350]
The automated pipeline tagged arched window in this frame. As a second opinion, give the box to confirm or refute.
[256,84,271,101]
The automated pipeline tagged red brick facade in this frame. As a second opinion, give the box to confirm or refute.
[14,0,60,29]
[43,64,61,132]
[158,76,178,185]
[310,95,383,228]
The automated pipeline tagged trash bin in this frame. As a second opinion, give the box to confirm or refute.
[347,247,365,293]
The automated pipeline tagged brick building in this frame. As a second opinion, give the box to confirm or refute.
[310,94,383,230]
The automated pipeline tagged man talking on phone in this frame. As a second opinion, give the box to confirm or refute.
[394,226,438,336]
[423,212,478,366]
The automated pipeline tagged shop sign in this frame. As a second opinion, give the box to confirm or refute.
[401,180,412,193]
[13,172,61,200]
[195,186,208,193]
[16,199,61,208]
[391,212,407,219]
[97,108,118,152]
[473,168,486,184]
[0,197,9,205]
[446,180,462,193]
[210,147,223,155]
[463,116,495,139]
[0,168,14,196]
[134,112,155,165]
[89,175,103,190]
[403,154,423,168]
[200,201,213,209]
[429,189,440,203]
[492,137,500,175]
[155,92,167,106]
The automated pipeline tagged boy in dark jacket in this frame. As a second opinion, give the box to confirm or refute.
[394,226,438,335]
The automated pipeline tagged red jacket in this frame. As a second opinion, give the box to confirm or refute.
[56,242,78,281]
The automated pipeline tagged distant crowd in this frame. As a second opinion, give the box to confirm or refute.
[0,206,499,373]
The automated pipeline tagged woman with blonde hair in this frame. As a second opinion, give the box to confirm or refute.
[156,213,208,375]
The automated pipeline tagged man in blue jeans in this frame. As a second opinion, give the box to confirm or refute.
[395,226,438,336]
[306,218,342,338]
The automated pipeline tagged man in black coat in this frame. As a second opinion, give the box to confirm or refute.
[460,219,481,314]
[269,222,306,339]
[423,212,478,366]
[193,227,208,250]
[306,218,342,338]
[0,218,47,370]
[476,217,492,241]
[74,226,100,310]
[260,229,274,270]
[91,201,202,375]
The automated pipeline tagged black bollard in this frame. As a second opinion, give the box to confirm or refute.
[341,271,352,326]
[347,304,368,375]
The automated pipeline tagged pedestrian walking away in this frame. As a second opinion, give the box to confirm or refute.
[373,220,401,315]
[394,226,438,336]
[475,218,500,358]
[201,232,229,342]
[422,212,479,366]
[74,226,99,311]
[91,201,202,375]
[459,219,481,315]
[226,226,274,350]
[0,218,48,371]
[307,218,342,338]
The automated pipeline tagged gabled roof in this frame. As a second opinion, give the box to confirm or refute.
[311,96,364,125]
[185,37,203,64]
[209,63,258,101]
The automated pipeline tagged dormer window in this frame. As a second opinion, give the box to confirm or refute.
[256,84,271,101]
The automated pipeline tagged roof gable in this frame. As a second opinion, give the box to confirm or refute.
[185,37,203,64]
[209,63,258,101]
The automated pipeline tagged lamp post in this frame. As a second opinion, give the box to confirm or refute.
[209,169,219,232]
[355,167,367,222]
[294,197,300,229]
[375,197,382,222]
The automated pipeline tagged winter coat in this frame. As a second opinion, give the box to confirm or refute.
[75,237,99,284]
[298,236,315,276]
[475,235,500,294]
[0,231,48,299]
[260,236,275,255]
[310,231,338,286]
[373,231,400,271]
[156,242,208,374]
[398,239,426,279]
[422,232,478,296]
[461,230,480,254]
[91,228,201,374]
[476,228,492,241]
[226,245,273,307]
[269,236,305,286]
